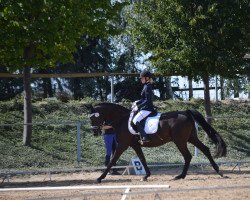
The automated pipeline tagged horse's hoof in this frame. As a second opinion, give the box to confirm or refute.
[140,177,148,182]
[172,175,185,180]
[95,179,102,183]
[218,171,223,177]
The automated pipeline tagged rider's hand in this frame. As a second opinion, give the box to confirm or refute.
[131,101,138,111]
[132,105,138,111]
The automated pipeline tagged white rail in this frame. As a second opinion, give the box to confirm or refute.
[0,184,170,192]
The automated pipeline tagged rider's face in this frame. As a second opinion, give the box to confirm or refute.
[140,77,146,84]
[140,77,150,84]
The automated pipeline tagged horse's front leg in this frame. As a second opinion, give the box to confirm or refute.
[131,145,151,181]
[96,145,128,183]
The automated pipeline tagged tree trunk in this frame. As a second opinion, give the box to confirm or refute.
[157,77,165,100]
[188,76,193,100]
[165,77,173,100]
[23,66,32,146]
[47,78,53,97]
[5,81,12,99]
[42,78,53,98]
[220,77,225,100]
[40,69,53,98]
[202,73,212,125]
[42,78,48,98]
[233,79,240,98]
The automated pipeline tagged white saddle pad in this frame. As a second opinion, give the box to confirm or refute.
[128,112,161,135]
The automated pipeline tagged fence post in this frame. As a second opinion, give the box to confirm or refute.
[110,75,114,103]
[76,122,81,162]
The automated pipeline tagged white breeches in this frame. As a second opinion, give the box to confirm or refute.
[132,110,151,124]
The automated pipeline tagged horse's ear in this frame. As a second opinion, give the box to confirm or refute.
[83,104,95,113]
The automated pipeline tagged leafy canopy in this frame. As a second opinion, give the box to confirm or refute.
[128,0,249,78]
[0,0,125,70]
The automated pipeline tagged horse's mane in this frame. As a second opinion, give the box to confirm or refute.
[95,102,130,112]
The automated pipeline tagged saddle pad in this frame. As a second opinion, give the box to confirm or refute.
[128,112,161,135]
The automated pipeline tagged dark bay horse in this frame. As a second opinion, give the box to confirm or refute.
[85,103,227,183]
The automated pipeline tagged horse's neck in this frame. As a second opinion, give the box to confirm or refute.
[105,108,129,128]
[98,103,129,124]
[109,110,129,121]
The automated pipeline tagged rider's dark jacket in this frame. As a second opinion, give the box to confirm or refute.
[136,82,154,112]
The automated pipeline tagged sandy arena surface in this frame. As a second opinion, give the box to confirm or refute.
[0,166,249,200]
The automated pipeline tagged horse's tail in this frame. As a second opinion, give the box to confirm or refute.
[187,109,227,158]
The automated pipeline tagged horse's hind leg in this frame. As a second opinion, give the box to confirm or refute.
[131,145,151,181]
[189,136,223,177]
[174,142,192,180]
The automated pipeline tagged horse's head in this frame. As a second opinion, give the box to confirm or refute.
[84,104,104,136]
[84,103,130,136]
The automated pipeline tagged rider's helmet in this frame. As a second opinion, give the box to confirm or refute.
[140,70,153,78]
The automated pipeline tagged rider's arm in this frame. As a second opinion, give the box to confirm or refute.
[137,84,152,109]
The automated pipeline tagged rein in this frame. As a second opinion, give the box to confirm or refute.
[90,112,131,131]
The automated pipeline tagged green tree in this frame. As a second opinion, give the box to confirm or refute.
[60,36,115,100]
[112,35,142,101]
[128,0,249,122]
[0,0,125,145]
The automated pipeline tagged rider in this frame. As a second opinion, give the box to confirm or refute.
[132,70,155,144]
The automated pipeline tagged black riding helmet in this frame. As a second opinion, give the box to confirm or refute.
[140,70,152,78]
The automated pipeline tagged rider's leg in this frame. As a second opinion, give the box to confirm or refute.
[136,121,150,142]
[132,110,151,142]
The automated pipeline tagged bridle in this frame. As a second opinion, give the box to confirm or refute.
[89,113,103,131]
[90,125,103,130]
[89,111,130,131]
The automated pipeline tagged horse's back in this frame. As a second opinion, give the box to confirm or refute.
[158,110,195,142]
[160,110,189,121]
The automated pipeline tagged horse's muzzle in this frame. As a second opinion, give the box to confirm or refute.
[91,126,100,130]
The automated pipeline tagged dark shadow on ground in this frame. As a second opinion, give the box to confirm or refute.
[0,178,132,188]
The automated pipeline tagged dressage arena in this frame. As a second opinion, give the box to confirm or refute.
[0,165,249,200]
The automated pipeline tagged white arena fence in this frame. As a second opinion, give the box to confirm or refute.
[1,184,249,200]
[81,185,250,200]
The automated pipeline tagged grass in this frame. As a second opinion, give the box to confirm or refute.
[0,97,249,170]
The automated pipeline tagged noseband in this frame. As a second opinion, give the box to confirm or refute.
[89,110,130,131]
[91,125,103,130]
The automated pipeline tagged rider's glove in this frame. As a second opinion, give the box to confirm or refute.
[132,105,138,111]
[131,101,139,111]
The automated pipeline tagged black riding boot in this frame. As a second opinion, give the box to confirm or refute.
[136,121,150,143]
